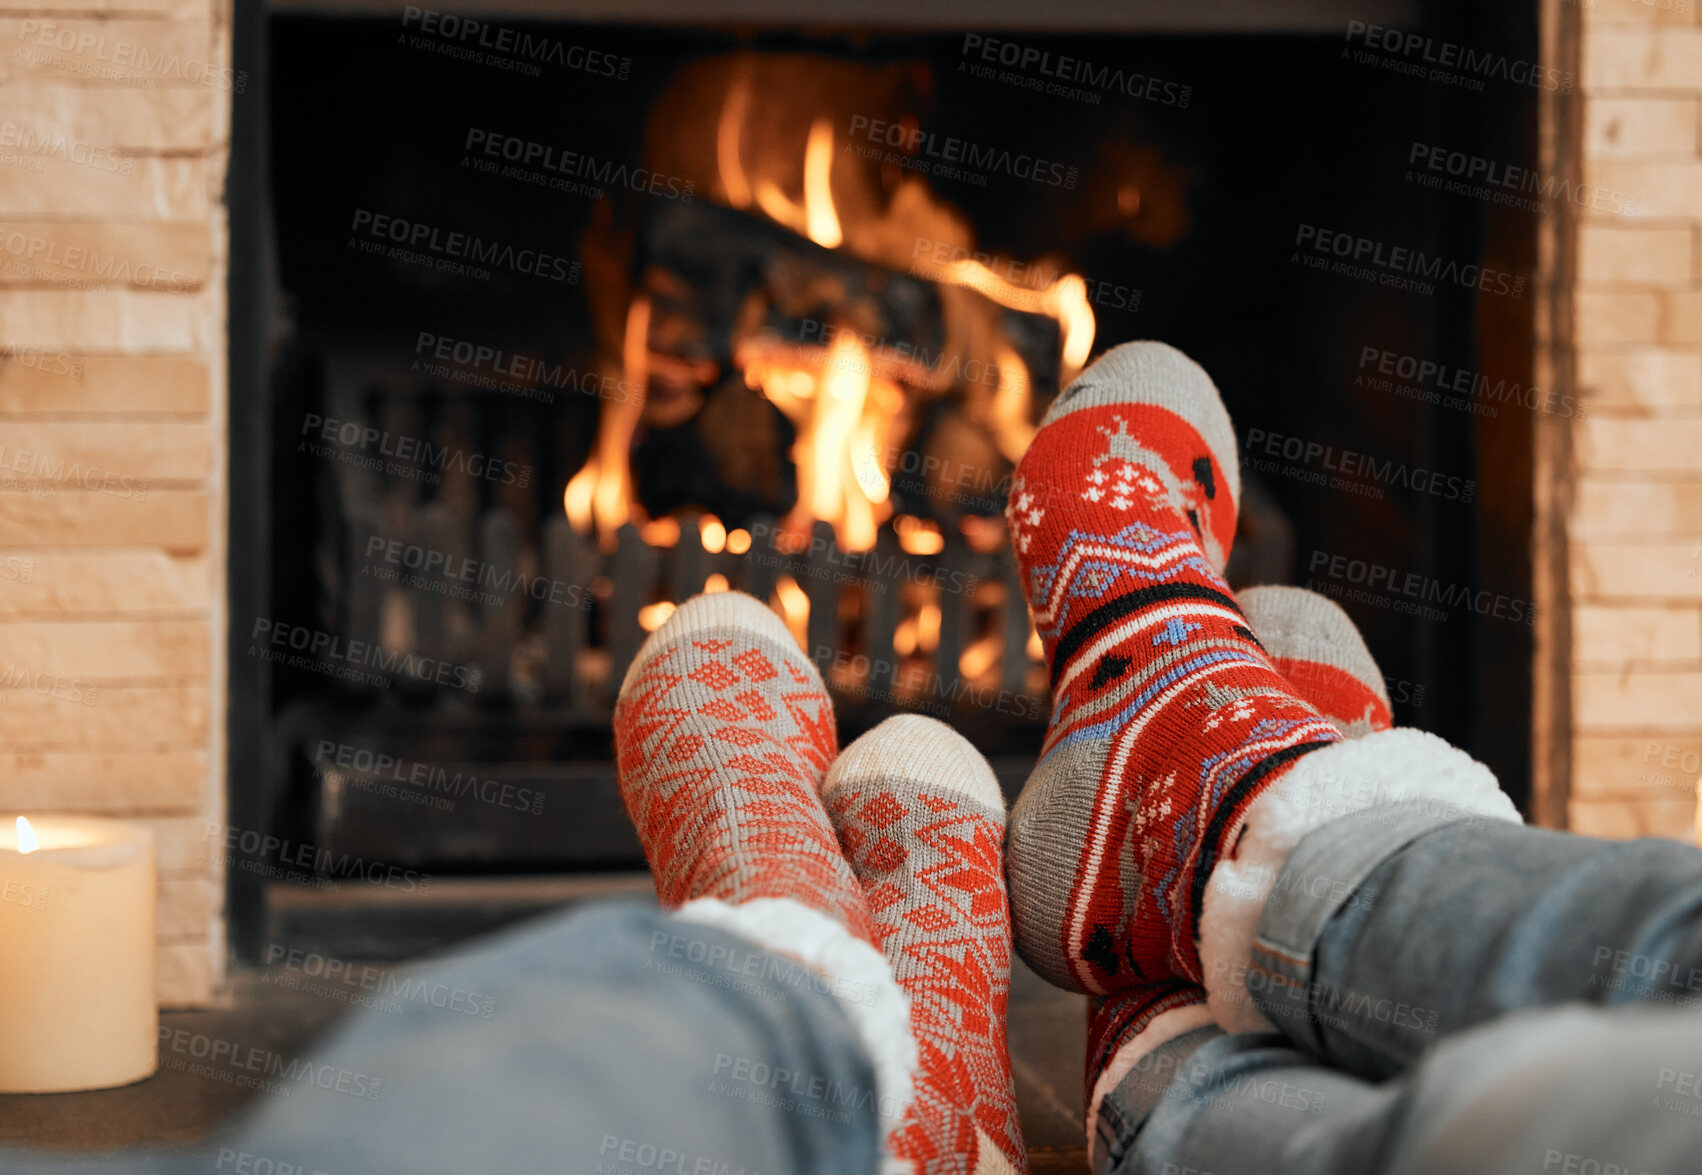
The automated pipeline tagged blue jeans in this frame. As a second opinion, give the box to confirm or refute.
[0,904,881,1175]
[1097,812,1702,1175]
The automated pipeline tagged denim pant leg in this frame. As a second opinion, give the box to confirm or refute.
[1098,1004,1702,1175]
[1246,811,1702,1079]
[0,902,883,1175]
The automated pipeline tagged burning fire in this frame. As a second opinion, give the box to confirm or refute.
[563,297,653,548]
[15,816,37,854]
[563,71,1096,561]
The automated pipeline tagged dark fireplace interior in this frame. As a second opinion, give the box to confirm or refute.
[238,2,1539,959]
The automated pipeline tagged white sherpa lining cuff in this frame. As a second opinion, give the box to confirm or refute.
[1199,729,1522,1033]
[674,896,917,1137]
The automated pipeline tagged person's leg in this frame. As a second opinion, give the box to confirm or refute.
[826,715,1027,1174]
[1003,341,1515,1005]
[1083,585,1397,1141]
[998,342,1515,1144]
[613,590,915,1133]
[0,903,885,1175]
[1094,1003,1702,1175]
[1221,805,1702,1079]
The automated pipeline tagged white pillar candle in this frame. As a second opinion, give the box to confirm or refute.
[0,815,157,1092]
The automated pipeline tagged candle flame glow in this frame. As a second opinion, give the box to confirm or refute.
[15,816,37,854]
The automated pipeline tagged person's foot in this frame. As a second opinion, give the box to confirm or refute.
[1235,586,1393,736]
[615,592,914,1138]
[1004,341,1343,996]
[825,717,1027,1175]
[1083,587,1393,1146]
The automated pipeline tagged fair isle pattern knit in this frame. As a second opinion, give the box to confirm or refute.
[1083,980,1205,1103]
[1005,341,1342,996]
[825,717,1028,1175]
[1237,585,1393,736]
[1082,582,1395,1118]
[614,593,873,942]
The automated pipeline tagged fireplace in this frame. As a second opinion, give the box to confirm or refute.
[225,0,1549,961]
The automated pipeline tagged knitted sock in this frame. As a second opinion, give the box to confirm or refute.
[1004,341,1343,995]
[1082,590,1394,1143]
[615,591,915,1140]
[824,716,1026,1175]
[1236,585,1392,736]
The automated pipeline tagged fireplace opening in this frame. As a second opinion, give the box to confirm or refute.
[241,6,1538,957]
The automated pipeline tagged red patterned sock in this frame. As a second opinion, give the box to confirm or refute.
[1004,341,1342,995]
[615,591,916,1145]
[1237,586,1393,736]
[825,717,1027,1175]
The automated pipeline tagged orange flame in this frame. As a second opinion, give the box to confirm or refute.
[742,329,899,552]
[752,119,843,250]
[773,575,809,650]
[717,69,753,209]
[563,296,652,548]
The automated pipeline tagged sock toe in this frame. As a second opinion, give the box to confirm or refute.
[1038,340,1240,567]
[620,589,813,698]
[1237,585,1392,734]
[825,715,1006,819]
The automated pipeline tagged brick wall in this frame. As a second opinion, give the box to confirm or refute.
[1570,0,1702,839]
[0,0,232,1005]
